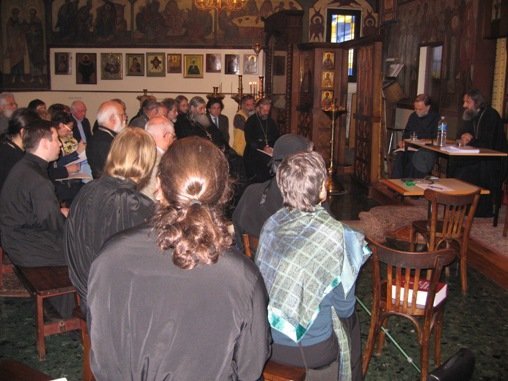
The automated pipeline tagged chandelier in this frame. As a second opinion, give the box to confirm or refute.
[194,0,247,12]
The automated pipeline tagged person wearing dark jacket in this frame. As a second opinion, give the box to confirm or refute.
[0,108,39,192]
[233,134,313,249]
[88,137,270,380]
[64,128,156,313]
[86,100,126,178]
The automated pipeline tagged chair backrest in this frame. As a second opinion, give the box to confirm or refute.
[368,239,456,316]
[242,233,259,259]
[423,188,480,250]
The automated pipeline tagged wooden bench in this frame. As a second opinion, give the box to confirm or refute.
[14,265,82,360]
[263,361,306,381]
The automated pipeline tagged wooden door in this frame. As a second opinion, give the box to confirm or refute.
[353,41,383,185]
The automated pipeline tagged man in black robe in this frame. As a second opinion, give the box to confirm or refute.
[0,119,73,317]
[243,97,280,183]
[86,100,126,178]
[449,89,508,217]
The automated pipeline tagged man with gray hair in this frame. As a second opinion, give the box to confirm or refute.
[0,93,18,134]
[86,100,127,178]
[129,98,160,128]
[174,96,227,149]
[141,116,176,199]
[233,133,313,248]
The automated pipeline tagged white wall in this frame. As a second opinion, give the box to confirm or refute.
[12,48,264,144]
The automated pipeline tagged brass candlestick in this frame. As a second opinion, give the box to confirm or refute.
[231,74,244,110]
[322,102,347,196]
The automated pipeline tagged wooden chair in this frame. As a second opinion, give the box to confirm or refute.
[14,265,82,360]
[362,240,456,381]
[241,233,306,381]
[0,246,13,289]
[242,233,259,259]
[409,188,480,294]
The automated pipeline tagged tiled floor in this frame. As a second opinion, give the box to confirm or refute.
[1,175,507,380]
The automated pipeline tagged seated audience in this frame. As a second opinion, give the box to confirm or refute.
[87,100,126,178]
[256,151,370,381]
[0,108,40,191]
[175,94,189,117]
[64,128,156,313]
[449,88,508,217]
[233,133,312,248]
[244,97,280,183]
[141,116,176,199]
[391,94,439,178]
[88,137,270,380]
[0,119,73,317]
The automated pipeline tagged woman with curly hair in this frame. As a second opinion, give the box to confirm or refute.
[87,136,270,381]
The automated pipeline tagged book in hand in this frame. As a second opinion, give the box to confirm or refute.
[391,278,447,307]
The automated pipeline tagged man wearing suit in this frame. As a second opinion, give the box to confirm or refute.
[71,100,92,143]
[86,100,126,178]
[206,98,229,144]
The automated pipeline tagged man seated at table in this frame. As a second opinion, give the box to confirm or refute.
[391,94,440,179]
[449,88,508,217]
[256,151,370,381]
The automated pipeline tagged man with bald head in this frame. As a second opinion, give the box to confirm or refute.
[86,100,126,178]
[141,116,176,199]
[71,100,92,143]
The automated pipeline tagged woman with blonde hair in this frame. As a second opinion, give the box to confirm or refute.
[64,128,156,313]
[87,136,270,381]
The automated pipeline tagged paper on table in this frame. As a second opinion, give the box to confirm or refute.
[441,145,480,153]
[415,183,452,192]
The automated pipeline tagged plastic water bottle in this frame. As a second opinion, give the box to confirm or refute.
[437,116,447,147]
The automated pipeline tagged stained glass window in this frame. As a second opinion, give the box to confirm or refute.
[327,10,361,80]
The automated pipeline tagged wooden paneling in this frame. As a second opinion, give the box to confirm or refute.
[353,41,383,185]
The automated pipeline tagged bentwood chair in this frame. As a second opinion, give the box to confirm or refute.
[409,188,480,294]
[362,240,456,381]
[241,233,306,381]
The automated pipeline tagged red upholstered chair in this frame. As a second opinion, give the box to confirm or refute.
[241,234,306,381]
[409,188,480,294]
[362,239,456,381]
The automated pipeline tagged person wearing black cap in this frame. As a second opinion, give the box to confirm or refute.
[233,133,313,250]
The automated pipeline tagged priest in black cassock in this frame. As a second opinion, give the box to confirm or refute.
[0,119,74,317]
[243,97,280,183]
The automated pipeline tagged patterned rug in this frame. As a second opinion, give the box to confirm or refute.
[345,204,508,258]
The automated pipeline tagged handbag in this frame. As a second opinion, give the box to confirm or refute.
[427,348,475,381]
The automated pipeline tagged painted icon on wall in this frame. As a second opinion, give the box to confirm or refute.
[126,54,144,76]
[101,53,122,80]
[146,52,165,77]
[184,54,204,78]
[76,53,97,84]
